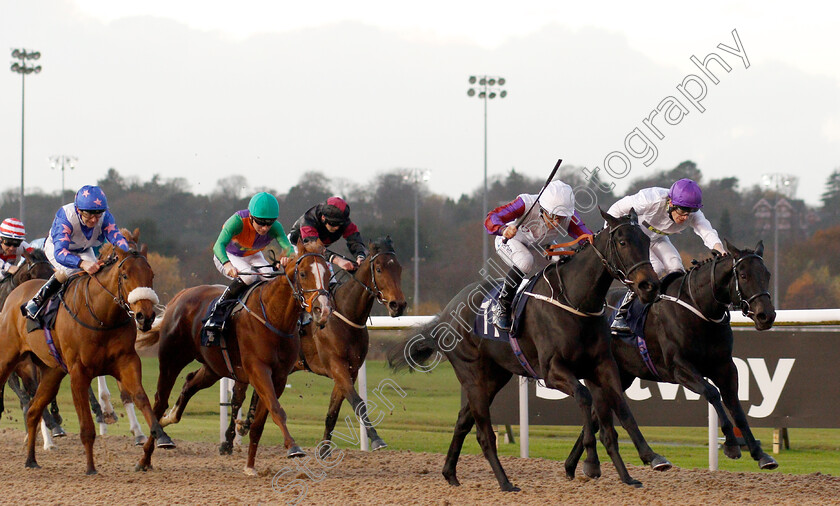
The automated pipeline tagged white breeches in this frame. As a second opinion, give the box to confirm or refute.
[45,242,96,281]
[649,238,686,277]
[494,236,538,273]
[214,252,274,285]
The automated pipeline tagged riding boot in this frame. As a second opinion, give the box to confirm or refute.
[21,274,63,320]
[610,289,636,335]
[494,266,524,331]
[203,277,248,343]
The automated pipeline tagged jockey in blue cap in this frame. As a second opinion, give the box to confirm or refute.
[22,185,131,319]
[607,178,725,334]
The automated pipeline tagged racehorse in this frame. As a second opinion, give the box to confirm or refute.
[135,239,331,475]
[0,245,173,474]
[0,249,68,445]
[390,209,669,491]
[221,237,407,455]
[565,239,779,476]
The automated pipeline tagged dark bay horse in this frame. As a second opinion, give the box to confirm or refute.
[221,237,407,455]
[0,249,67,443]
[135,239,332,475]
[390,209,669,491]
[0,246,173,474]
[565,239,779,475]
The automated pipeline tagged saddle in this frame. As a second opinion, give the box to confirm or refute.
[200,282,264,347]
[25,296,62,334]
[473,275,539,343]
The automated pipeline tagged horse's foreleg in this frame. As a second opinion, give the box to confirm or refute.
[544,360,599,481]
[161,365,220,427]
[463,376,518,492]
[330,369,388,451]
[24,367,66,470]
[138,353,190,472]
[88,386,104,424]
[40,419,56,450]
[244,396,269,476]
[442,397,475,486]
[248,367,303,458]
[712,361,778,470]
[588,383,641,487]
[97,376,117,427]
[113,355,174,452]
[69,371,99,475]
[592,360,671,473]
[118,380,146,445]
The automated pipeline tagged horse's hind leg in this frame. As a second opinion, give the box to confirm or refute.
[24,367,66,470]
[221,380,248,455]
[88,386,104,424]
[712,361,778,470]
[8,372,30,413]
[97,376,118,425]
[244,396,269,476]
[161,364,220,427]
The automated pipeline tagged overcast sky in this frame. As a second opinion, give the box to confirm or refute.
[2,0,838,208]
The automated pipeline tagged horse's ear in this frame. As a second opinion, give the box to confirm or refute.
[133,227,140,241]
[754,240,764,257]
[599,206,618,227]
[21,249,32,261]
[724,238,740,258]
[140,243,149,256]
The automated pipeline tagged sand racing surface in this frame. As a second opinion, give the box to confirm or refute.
[0,427,837,505]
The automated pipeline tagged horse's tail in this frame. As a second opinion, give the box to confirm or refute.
[387,315,445,373]
[136,310,165,350]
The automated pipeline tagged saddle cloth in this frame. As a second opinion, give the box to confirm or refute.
[473,275,540,343]
[200,282,264,347]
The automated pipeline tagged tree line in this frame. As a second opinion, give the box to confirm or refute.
[3,162,840,312]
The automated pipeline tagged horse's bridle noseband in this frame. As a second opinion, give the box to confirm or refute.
[283,252,331,313]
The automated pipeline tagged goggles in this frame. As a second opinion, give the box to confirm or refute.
[1,238,23,247]
[80,209,105,216]
[672,206,699,216]
[252,217,276,227]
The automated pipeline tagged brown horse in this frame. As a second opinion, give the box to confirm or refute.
[0,246,172,474]
[136,239,331,474]
[222,237,407,455]
[0,249,67,441]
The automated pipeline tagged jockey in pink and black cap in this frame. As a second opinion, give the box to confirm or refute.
[288,196,367,271]
[22,184,131,319]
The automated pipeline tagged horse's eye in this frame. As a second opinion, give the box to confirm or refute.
[376,267,382,273]
[619,240,627,246]
[121,274,128,280]
[740,273,747,279]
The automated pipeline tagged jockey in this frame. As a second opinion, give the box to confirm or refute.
[22,185,132,319]
[485,180,593,331]
[0,218,32,280]
[288,196,367,271]
[204,192,295,342]
[607,178,725,334]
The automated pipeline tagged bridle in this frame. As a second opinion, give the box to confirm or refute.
[589,215,653,287]
[282,251,331,313]
[710,252,771,318]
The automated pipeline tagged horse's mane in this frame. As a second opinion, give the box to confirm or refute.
[98,228,140,259]
[26,248,48,263]
[370,236,396,255]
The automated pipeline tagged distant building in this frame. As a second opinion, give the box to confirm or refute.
[752,198,816,241]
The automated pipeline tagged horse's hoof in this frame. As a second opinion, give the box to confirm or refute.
[500,483,521,492]
[86,468,98,476]
[52,427,67,438]
[626,479,643,488]
[724,443,742,459]
[650,455,672,471]
[442,472,460,487]
[103,412,118,425]
[25,460,40,469]
[134,435,148,446]
[219,442,233,455]
[370,438,388,451]
[44,444,57,451]
[317,444,332,460]
[235,419,250,437]
[759,454,779,470]
[564,462,577,481]
[583,462,602,479]
[287,445,305,458]
[243,466,257,476]
[135,462,153,472]
[155,434,176,449]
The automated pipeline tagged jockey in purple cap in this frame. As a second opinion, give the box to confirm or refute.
[22,184,131,319]
[607,178,725,334]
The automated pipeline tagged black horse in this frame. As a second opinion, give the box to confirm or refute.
[565,239,778,476]
[390,209,670,491]
[0,249,68,440]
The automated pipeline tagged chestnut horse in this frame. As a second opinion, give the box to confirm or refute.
[0,246,173,474]
[0,249,68,444]
[136,239,331,475]
[222,237,407,455]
